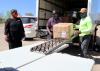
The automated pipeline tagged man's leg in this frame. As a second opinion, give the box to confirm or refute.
[16,41,22,47]
[9,42,16,49]
[72,35,79,43]
[9,41,22,49]
[80,35,91,57]
[47,33,53,39]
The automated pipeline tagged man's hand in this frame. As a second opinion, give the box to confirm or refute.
[49,32,52,36]
[5,35,9,42]
[74,30,81,35]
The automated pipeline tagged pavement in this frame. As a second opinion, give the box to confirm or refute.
[0,24,100,71]
[0,24,9,51]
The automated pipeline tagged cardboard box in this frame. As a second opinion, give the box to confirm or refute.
[53,23,73,40]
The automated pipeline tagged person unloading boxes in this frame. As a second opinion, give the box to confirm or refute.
[46,10,62,39]
[74,8,93,57]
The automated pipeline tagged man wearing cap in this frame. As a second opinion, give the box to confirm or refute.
[46,10,62,39]
[4,9,25,49]
[74,8,93,57]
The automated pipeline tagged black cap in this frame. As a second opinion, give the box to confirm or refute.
[11,9,17,14]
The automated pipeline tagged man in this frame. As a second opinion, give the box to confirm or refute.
[46,10,62,39]
[4,9,25,49]
[74,8,93,57]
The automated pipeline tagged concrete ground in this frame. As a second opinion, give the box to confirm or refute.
[0,24,100,71]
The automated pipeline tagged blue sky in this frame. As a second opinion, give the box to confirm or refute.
[0,0,37,16]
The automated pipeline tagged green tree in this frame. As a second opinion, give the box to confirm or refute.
[0,13,4,24]
[25,13,33,16]
[4,11,11,21]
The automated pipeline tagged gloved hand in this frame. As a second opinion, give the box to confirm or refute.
[5,35,9,42]
[74,30,81,35]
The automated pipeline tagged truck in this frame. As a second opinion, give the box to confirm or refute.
[36,0,94,29]
[35,0,100,38]
[36,0,100,49]
[37,0,86,29]
[35,0,85,37]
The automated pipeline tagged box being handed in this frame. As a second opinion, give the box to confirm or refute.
[53,23,73,39]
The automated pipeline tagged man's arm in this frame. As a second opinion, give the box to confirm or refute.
[19,18,25,38]
[46,19,52,35]
[4,19,10,35]
[4,19,10,41]
[74,24,79,29]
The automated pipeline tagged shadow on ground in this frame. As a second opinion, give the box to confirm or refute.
[59,44,100,64]
[60,44,81,56]
[23,38,46,41]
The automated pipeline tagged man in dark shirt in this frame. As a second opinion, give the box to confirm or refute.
[4,9,25,49]
[46,10,62,39]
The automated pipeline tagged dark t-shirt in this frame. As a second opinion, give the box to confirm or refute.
[47,17,61,32]
[5,18,25,42]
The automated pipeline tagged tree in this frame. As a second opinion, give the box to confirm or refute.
[25,13,33,16]
[0,17,3,23]
[0,13,4,23]
[4,11,11,21]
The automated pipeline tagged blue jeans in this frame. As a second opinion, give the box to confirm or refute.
[80,35,91,57]
[47,32,53,39]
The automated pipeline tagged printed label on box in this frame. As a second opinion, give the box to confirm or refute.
[61,32,67,38]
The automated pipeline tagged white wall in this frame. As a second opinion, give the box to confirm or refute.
[88,0,100,22]
[36,0,39,17]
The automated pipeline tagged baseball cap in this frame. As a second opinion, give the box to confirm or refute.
[80,8,87,13]
[10,9,17,14]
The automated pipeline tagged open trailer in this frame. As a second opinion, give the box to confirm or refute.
[36,0,100,28]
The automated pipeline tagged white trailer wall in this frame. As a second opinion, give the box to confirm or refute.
[88,0,100,22]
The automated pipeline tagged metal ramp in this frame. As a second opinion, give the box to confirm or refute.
[30,39,70,55]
